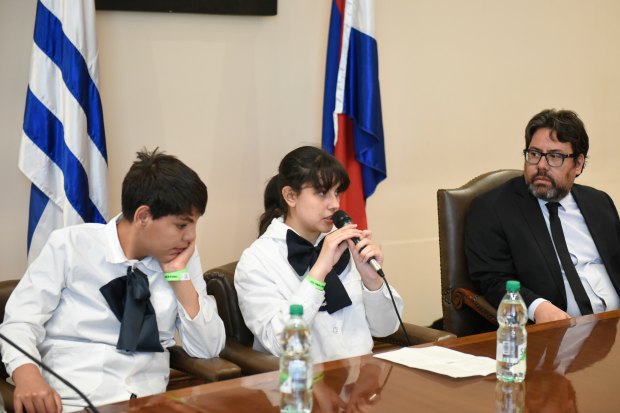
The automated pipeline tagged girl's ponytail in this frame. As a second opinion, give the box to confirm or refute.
[258,175,283,237]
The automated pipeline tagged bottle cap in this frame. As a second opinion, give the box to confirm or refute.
[506,280,520,291]
[290,304,303,316]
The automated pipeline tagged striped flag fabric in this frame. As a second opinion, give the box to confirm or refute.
[321,0,387,230]
[20,0,109,264]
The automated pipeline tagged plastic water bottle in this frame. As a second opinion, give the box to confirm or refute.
[496,280,527,382]
[280,304,313,413]
[495,381,525,412]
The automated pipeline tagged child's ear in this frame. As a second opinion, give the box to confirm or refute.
[282,186,296,208]
[134,205,152,226]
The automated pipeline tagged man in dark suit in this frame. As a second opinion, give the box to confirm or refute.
[465,109,620,324]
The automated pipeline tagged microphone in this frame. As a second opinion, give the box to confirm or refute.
[332,210,383,275]
[331,210,411,346]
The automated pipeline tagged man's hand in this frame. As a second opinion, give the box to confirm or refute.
[534,301,571,324]
[13,364,62,413]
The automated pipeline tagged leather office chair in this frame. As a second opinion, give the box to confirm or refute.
[0,280,240,413]
[205,261,456,375]
[437,169,523,337]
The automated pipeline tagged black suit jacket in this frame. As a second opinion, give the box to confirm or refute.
[465,175,620,310]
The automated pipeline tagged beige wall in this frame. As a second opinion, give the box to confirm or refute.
[2,0,620,328]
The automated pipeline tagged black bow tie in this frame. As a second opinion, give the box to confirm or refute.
[286,229,352,314]
[100,266,164,352]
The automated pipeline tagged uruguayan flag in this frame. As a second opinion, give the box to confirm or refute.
[19,0,109,264]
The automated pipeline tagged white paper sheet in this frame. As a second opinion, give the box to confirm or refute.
[373,346,496,378]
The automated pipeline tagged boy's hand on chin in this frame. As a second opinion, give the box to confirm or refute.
[160,241,195,274]
[160,241,200,317]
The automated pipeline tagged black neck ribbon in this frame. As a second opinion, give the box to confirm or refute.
[286,229,352,314]
[100,266,164,352]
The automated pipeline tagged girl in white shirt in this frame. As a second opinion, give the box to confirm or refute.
[234,146,403,363]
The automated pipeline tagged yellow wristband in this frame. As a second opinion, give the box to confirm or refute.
[306,275,326,291]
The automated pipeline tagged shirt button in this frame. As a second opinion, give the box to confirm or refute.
[125,378,131,385]
[333,327,339,334]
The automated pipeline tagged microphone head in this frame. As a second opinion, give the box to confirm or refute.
[332,210,353,229]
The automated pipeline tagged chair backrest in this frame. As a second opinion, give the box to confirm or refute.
[204,262,254,347]
[438,169,522,337]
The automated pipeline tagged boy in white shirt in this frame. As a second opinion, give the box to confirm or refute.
[0,149,225,413]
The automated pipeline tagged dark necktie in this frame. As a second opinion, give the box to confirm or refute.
[546,202,593,315]
[286,230,352,314]
[100,266,164,352]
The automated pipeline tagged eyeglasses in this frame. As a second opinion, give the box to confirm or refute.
[523,149,575,167]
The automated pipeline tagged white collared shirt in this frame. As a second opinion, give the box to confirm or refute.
[528,193,620,321]
[0,214,225,411]
[234,217,403,364]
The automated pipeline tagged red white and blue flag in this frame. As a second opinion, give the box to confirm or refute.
[322,0,387,230]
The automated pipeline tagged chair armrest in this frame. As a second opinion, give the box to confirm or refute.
[219,337,280,375]
[374,323,456,347]
[168,345,241,383]
[0,378,14,413]
[452,287,498,325]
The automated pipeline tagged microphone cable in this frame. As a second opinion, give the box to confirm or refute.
[377,269,411,347]
[0,332,100,413]
[331,210,411,347]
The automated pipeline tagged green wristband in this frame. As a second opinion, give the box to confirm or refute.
[306,275,326,291]
[312,372,325,384]
[165,269,189,281]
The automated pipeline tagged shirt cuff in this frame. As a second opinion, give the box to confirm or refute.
[7,357,40,378]
[528,298,549,322]
[361,279,386,294]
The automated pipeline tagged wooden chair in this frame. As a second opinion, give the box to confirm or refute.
[205,261,456,375]
[437,169,523,337]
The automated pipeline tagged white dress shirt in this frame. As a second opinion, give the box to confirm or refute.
[234,217,403,364]
[0,214,225,411]
[528,193,620,321]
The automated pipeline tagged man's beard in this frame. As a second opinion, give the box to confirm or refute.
[527,171,570,202]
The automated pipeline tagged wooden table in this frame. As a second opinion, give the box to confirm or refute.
[83,310,620,412]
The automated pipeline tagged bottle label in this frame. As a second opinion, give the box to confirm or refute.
[280,360,309,394]
[280,372,292,394]
[497,341,526,364]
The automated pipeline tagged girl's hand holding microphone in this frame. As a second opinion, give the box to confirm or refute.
[307,224,362,283]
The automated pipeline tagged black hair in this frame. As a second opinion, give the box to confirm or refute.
[525,109,589,168]
[258,146,350,236]
[121,148,207,221]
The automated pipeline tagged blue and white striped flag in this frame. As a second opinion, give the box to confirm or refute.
[19,0,109,265]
